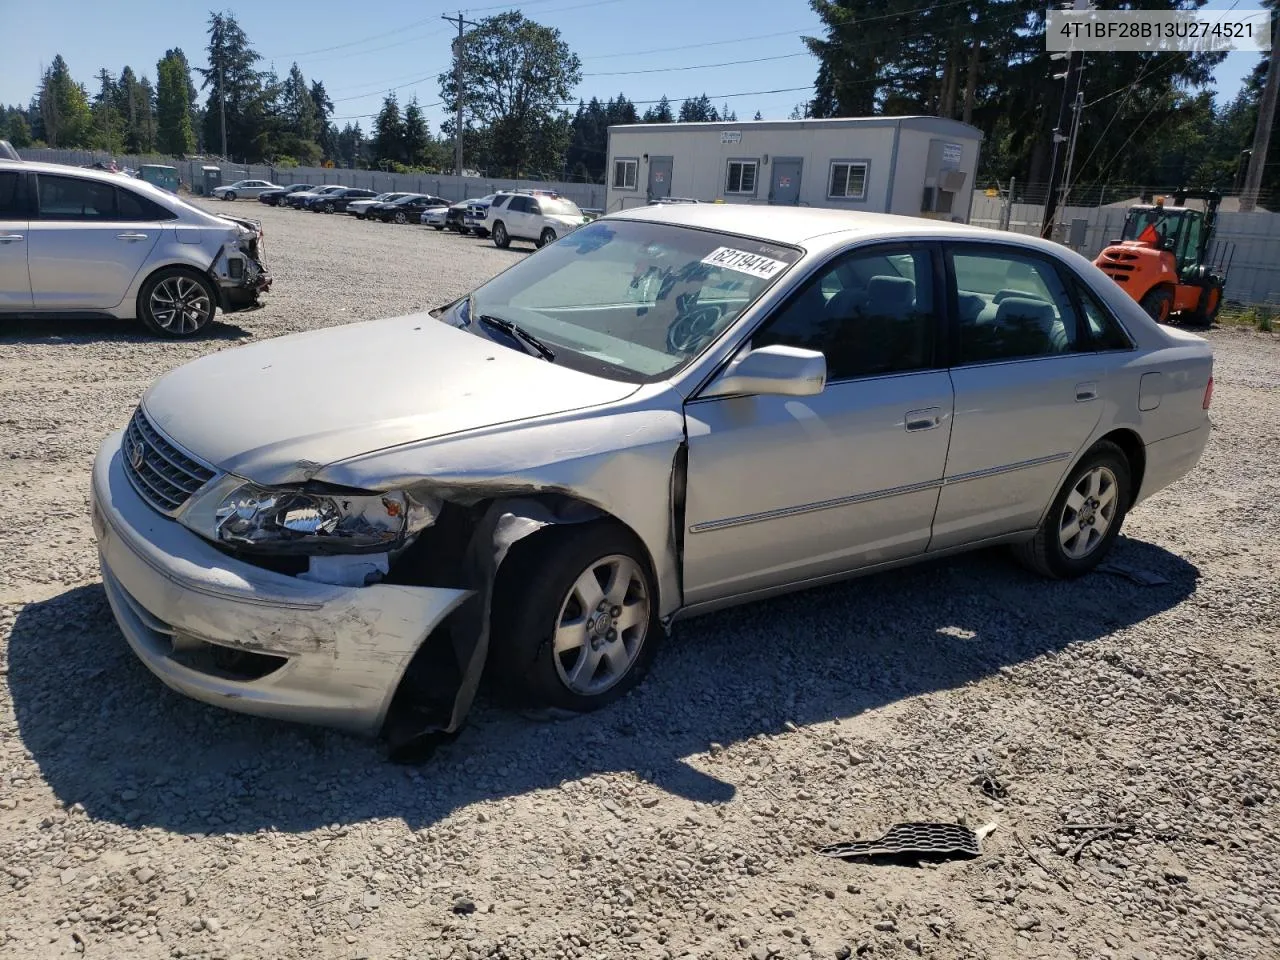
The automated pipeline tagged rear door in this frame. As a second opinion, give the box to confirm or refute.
[930,242,1114,549]
[503,195,532,237]
[0,169,32,309]
[27,173,164,310]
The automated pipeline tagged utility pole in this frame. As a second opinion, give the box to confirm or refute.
[1239,15,1279,213]
[442,11,479,177]
[1041,0,1089,239]
[219,63,228,160]
[1060,85,1085,210]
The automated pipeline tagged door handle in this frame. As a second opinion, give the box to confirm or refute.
[1075,382,1099,402]
[905,407,943,432]
[0,234,23,244]
[116,232,149,241]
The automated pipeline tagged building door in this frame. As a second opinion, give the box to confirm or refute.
[769,158,803,205]
[647,157,672,201]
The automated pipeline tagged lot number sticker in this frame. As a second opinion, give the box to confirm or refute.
[701,246,789,279]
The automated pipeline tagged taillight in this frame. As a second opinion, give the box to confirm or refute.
[1203,376,1214,410]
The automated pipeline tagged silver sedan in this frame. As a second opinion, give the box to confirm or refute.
[91,205,1213,742]
[1,160,270,337]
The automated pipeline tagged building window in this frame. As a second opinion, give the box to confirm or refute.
[725,160,758,195]
[613,158,638,191]
[828,161,868,200]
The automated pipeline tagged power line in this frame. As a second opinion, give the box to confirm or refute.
[585,51,811,78]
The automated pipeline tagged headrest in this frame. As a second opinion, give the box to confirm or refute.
[867,275,915,311]
[995,296,1057,333]
[993,288,1050,304]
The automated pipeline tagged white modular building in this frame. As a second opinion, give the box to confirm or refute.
[605,116,983,221]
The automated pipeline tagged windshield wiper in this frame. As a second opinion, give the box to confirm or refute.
[476,313,556,362]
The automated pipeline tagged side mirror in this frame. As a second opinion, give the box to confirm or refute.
[701,344,827,399]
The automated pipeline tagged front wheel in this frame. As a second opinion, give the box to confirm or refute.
[324,201,335,214]
[1012,440,1131,579]
[138,269,217,339]
[1191,284,1223,328]
[393,211,407,224]
[537,228,557,249]
[493,222,510,248]
[433,225,445,231]
[490,524,661,711]
[223,191,236,202]
[1140,287,1173,324]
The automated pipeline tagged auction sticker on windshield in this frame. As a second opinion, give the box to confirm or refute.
[701,247,789,280]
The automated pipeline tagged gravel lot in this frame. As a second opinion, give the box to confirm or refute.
[2,201,1278,960]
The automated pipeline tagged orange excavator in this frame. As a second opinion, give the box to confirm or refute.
[1093,188,1232,327]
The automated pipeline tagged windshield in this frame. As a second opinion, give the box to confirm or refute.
[447,219,800,383]
[541,197,582,217]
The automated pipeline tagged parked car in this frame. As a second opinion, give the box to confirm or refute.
[489,193,588,249]
[257,183,313,206]
[305,187,378,213]
[420,203,452,229]
[443,199,471,232]
[90,204,1212,738]
[461,194,499,236]
[0,139,19,161]
[369,194,450,224]
[348,192,413,219]
[213,179,281,201]
[285,185,346,209]
[0,160,270,338]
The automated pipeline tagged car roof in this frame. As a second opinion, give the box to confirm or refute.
[608,203,1035,249]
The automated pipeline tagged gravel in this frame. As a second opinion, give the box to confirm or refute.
[2,202,1279,959]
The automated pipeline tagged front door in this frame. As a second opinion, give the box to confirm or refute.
[770,158,802,205]
[930,244,1112,549]
[0,169,32,309]
[682,242,953,606]
[647,157,672,201]
[27,173,161,310]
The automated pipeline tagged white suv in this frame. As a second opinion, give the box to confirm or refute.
[488,193,588,249]
[0,161,270,337]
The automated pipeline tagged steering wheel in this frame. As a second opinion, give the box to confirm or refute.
[666,303,723,354]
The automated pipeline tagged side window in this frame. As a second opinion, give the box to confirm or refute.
[1075,282,1134,351]
[507,196,529,213]
[37,175,116,219]
[754,246,938,380]
[116,189,175,221]
[951,249,1082,364]
[0,172,25,216]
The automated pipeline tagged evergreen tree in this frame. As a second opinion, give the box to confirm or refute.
[678,94,716,122]
[91,69,123,152]
[198,11,271,160]
[156,53,195,155]
[373,93,405,165]
[37,55,94,147]
[642,96,673,123]
[403,97,430,167]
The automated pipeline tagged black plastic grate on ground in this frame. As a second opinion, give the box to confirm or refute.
[817,822,980,861]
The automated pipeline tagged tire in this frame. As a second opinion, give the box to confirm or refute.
[489,523,662,711]
[394,211,407,224]
[1139,287,1173,324]
[1190,284,1223,328]
[324,201,335,214]
[1012,440,1132,579]
[537,227,557,249]
[223,191,236,202]
[137,268,218,339]
[493,222,510,248]
[433,225,444,231]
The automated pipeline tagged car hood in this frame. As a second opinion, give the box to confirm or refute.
[141,314,640,486]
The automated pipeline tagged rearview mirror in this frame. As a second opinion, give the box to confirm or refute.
[701,344,827,399]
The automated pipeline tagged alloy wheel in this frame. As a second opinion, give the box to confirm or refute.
[1059,465,1118,560]
[149,276,213,335]
[394,212,406,224]
[552,554,650,696]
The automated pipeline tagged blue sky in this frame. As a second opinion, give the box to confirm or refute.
[0,0,1264,134]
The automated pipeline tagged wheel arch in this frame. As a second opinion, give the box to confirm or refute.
[133,260,219,315]
[1097,427,1146,504]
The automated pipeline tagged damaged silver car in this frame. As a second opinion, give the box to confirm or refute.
[90,204,1213,749]
[0,160,269,337]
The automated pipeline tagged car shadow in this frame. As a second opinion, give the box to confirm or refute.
[6,536,1197,836]
[0,314,253,344]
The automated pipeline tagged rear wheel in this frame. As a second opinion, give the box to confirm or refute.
[323,201,335,214]
[394,211,407,224]
[433,225,445,231]
[138,268,217,339]
[1012,440,1131,579]
[493,222,510,248]
[1139,287,1173,324]
[537,227,557,248]
[1190,283,1223,328]
[489,524,661,711]
[224,191,237,202]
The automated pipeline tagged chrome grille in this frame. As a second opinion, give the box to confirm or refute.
[122,408,216,514]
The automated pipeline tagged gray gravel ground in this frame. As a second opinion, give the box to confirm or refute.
[1,201,1278,960]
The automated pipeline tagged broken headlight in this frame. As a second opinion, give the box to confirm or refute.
[214,484,438,554]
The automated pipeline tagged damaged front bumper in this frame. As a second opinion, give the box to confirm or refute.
[211,222,272,313]
[90,431,470,736]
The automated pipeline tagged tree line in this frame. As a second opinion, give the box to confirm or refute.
[804,0,1280,202]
